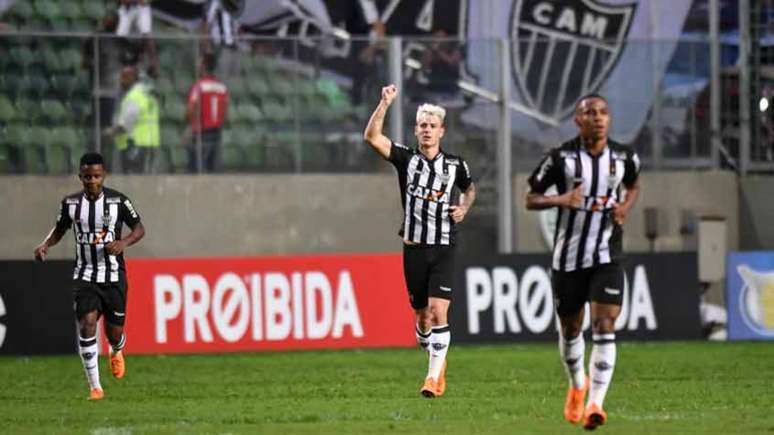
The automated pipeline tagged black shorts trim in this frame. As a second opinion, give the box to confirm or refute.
[402,244,455,309]
[550,262,624,317]
[73,278,128,326]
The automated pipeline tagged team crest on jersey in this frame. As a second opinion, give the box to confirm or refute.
[510,0,636,119]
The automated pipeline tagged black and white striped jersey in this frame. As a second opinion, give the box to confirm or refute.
[54,187,141,283]
[388,142,473,246]
[528,137,640,272]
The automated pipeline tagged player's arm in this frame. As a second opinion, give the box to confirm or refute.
[526,187,583,211]
[34,226,68,261]
[611,179,640,225]
[525,151,583,211]
[450,182,476,223]
[105,197,145,255]
[35,200,72,261]
[363,84,398,159]
[105,221,145,255]
[612,150,642,225]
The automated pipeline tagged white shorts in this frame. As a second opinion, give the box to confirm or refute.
[116,4,152,36]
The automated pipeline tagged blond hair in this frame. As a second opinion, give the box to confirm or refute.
[415,103,446,125]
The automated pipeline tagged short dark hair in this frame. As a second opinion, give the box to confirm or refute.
[80,152,105,167]
[202,51,218,74]
[575,93,608,111]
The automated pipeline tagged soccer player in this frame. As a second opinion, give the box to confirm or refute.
[525,95,640,429]
[364,84,476,398]
[34,152,145,400]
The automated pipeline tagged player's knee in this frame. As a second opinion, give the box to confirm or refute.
[428,304,448,325]
[592,317,616,334]
[562,324,582,339]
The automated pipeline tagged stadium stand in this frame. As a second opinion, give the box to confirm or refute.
[0,0,365,174]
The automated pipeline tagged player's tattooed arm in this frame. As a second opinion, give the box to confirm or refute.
[450,183,476,223]
[363,84,397,159]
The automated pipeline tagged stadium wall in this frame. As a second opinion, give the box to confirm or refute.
[0,171,741,259]
[738,176,774,250]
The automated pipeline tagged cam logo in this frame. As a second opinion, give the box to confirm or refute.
[737,265,774,337]
[0,294,6,348]
[510,0,636,119]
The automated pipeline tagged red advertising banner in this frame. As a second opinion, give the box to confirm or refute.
[118,254,415,354]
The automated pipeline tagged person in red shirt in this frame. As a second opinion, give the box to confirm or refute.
[186,51,229,172]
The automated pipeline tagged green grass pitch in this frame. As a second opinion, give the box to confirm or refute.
[1,342,772,434]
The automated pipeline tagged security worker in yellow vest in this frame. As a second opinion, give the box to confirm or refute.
[104,66,160,173]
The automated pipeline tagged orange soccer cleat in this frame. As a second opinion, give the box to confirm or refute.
[110,351,125,379]
[564,376,589,424]
[88,388,104,401]
[420,377,437,398]
[435,360,447,397]
[582,403,608,430]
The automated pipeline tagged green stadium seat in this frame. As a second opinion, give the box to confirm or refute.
[155,77,175,96]
[46,142,70,175]
[28,75,52,99]
[9,46,37,69]
[22,16,49,31]
[236,103,262,124]
[226,77,248,98]
[68,96,92,121]
[0,95,17,124]
[48,17,70,32]
[173,73,194,96]
[42,48,63,73]
[41,99,69,123]
[59,49,83,72]
[163,99,187,123]
[22,126,51,174]
[245,76,270,97]
[7,1,35,21]
[15,98,43,122]
[81,1,105,21]
[70,17,92,32]
[60,2,84,20]
[34,0,61,20]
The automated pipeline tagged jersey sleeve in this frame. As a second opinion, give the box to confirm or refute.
[527,150,562,194]
[119,195,142,228]
[455,157,473,191]
[54,199,72,233]
[387,141,411,169]
[622,148,641,187]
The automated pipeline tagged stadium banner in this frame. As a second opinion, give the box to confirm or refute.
[450,253,702,342]
[463,0,693,144]
[121,255,416,354]
[0,260,78,355]
[726,251,774,340]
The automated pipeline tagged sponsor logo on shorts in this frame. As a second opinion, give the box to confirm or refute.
[113,311,125,317]
[439,286,452,292]
[604,287,621,295]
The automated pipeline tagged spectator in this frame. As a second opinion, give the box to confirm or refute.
[104,66,161,173]
[82,10,135,166]
[328,0,386,105]
[116,0,152,36]
[202,0,241,76]
[421,29,462,95]
[185,52,229,172]
[116,0,158,78]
